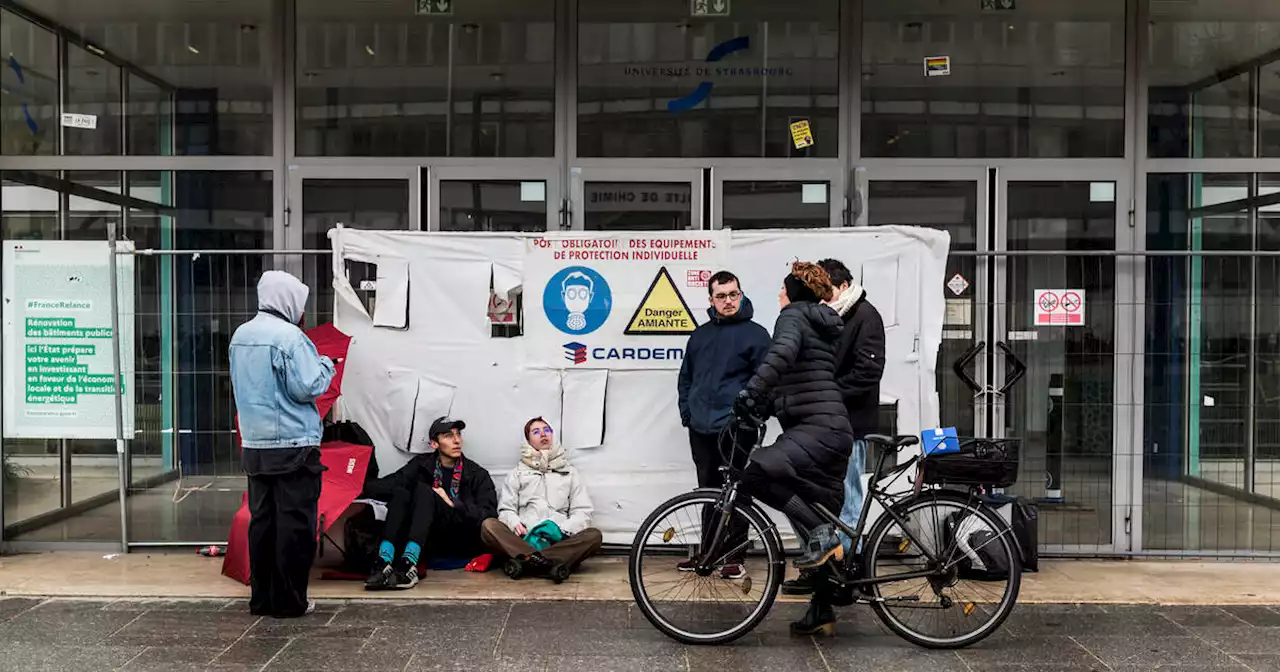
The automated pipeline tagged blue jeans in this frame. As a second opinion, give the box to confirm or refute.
[838,439,868,553]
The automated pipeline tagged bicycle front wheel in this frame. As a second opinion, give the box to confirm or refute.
[628,489,785,645]
[863,489,1021,649]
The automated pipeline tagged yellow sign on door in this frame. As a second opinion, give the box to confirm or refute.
[790,120,814,149]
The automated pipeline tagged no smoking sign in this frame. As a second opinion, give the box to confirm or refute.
[1034,289,1085,326]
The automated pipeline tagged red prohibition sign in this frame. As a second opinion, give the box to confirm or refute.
[1038,292,1059,312]
[1062,292,1082,313]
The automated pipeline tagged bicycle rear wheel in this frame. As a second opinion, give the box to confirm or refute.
[628,489,784,645]
[862,489,1021,649]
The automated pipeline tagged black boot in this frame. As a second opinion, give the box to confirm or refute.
[789,599,836,637]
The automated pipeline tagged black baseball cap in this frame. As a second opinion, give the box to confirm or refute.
[429,416,466,440]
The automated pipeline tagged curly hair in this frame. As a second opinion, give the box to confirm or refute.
[790,261,834,302]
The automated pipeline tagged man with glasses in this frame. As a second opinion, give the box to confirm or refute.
[676,270,772,579]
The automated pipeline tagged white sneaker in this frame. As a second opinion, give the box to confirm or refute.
[304,599,316,615]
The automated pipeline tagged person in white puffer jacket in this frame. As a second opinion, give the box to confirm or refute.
[480,417,603,583]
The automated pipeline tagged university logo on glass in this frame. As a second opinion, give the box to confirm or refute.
[543,266,612,335]
[623,36,793,114]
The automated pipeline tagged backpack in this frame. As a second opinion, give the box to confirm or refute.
[942,511,1012,581]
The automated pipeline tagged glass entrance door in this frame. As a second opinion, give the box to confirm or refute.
[287,168,417,326]
[711,166,845,229]
[996,172,1131,553]
[571,167,703,230]
[863,168,988,439]
[864,166,1132,552]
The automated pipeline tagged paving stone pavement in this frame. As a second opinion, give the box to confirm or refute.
[3,597,1280,671]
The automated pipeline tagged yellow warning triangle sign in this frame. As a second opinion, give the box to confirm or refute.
[624,266,700,336]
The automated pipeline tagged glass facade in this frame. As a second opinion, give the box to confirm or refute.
[2,0,1280,557]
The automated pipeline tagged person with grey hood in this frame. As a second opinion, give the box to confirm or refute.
[230,270,335,619]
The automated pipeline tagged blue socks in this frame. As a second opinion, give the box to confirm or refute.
[402,542,422,567]
[378,541,395,563]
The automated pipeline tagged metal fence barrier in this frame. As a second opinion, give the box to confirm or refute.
[6,244,1279,559]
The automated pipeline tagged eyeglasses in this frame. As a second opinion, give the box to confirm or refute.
[531,426,554,437]
[712,290,742,302]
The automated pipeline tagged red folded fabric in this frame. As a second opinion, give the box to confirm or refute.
[465,554,494,572]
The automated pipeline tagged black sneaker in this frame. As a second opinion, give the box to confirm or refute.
[390,558,420,590]
[781,568,820,596]
[504,556,526,580]
[548,564,572,585]
[364,559,394,591]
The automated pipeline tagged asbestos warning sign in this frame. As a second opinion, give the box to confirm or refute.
[624,267,700,335]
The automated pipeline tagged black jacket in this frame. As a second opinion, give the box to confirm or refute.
[746,301,853,512]
[678,297,773,435]
[832,294,886,438]
[372,452,498,527]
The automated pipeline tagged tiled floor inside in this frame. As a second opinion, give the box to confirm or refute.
[3,597,1280,671]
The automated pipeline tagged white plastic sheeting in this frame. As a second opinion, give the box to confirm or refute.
[331,227,950,543]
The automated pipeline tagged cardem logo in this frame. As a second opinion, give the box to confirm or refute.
[564,342,588,365]
[668,35,750,113]
[543,266,612,335]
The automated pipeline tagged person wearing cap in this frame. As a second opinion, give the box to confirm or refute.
[481,417,603,583]
[359,417,498,590]
[229,270,335,619]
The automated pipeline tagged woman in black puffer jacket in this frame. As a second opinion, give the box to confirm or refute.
[733,261,853,638]
[735,262,853,569]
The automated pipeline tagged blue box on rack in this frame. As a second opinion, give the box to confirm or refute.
[921,427,961,455]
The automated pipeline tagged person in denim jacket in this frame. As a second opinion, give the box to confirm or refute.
[230,270,335,619]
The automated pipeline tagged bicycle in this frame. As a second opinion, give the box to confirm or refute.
[628,418,1022,648]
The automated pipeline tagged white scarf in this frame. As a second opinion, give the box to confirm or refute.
[827,284,865,317]
[521,440,569,473]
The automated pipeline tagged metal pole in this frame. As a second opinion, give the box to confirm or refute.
[1246,173,1258,494]
[445,24,455,156]
[107,231,129,553]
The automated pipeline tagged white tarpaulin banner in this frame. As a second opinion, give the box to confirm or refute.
[524,231,729,370]
[329,227,949,543]
[2,240,135,440]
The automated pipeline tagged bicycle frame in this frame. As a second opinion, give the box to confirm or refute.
[693,422,958,589]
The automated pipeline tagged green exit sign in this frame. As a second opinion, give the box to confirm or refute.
[691,0,730,18]
[416,0,454,16]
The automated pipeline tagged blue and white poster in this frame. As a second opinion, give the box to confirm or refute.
[525,232,729,370]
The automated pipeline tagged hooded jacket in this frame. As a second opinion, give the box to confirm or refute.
[496,442,594,536]
[745,301,853,511]
[229,271,335,450]
[677,296,773,435]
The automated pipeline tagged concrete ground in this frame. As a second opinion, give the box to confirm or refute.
[2,552,1280,604]
[4,553,1280,670]
[3,598,1280,671]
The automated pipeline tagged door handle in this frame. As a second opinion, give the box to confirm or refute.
[953,341,984,394]
[996,341,1027,394]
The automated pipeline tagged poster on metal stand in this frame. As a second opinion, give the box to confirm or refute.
[524,231,730,370]
[2,240,136,439]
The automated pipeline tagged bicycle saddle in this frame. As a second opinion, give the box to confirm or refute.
[865,434,920,448]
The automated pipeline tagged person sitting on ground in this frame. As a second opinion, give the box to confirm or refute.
[360,417,497,590]
[481,417,603,583]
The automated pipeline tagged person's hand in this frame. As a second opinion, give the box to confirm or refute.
[514,523,528,536]
[433,487,454,507]
[732,388,768,422]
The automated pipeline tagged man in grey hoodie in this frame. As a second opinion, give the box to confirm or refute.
[230,270,335,618]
